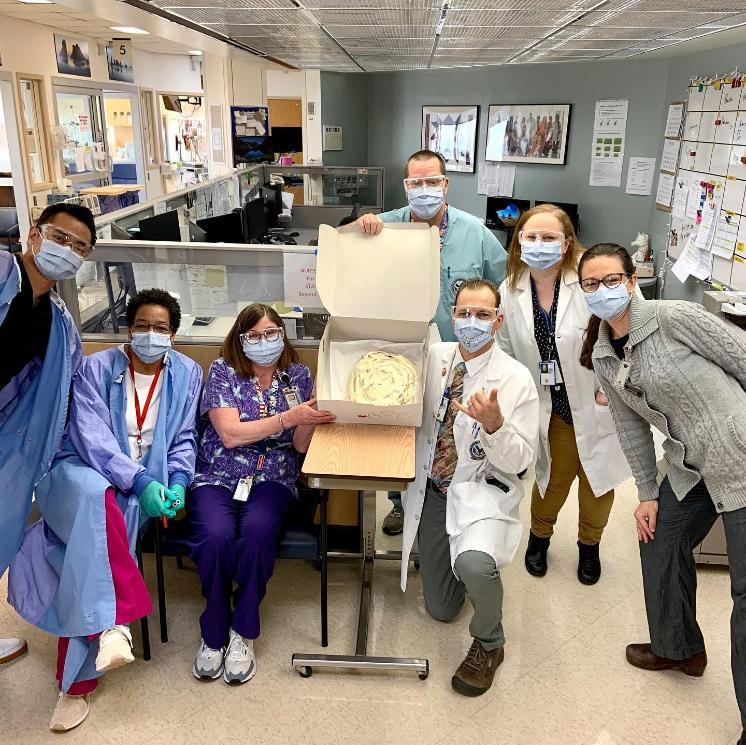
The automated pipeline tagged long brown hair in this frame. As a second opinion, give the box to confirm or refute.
[222,303,299,379]
[578,243,636,371]
[506,203,584,291]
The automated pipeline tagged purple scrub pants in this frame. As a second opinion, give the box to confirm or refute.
[189,481,295,649]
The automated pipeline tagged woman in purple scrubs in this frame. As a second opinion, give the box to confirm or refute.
[190,303,334,685]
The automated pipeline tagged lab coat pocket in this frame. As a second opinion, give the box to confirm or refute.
[594,402,616,435]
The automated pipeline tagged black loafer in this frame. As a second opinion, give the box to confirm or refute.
[524,532,550,577]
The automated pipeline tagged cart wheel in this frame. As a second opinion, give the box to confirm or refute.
[418,670,429,681]
[297,666,313,678]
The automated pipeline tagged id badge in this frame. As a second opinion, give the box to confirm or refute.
[233,475,253,502]
[283,386,301,408]
[539,361,558,387]
[436,386,451,422]
[615,359,632,387]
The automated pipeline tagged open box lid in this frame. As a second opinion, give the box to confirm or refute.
[316,223,440,323]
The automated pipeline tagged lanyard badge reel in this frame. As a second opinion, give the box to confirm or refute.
[279,372,301,408]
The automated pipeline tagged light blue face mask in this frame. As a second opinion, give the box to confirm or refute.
[130,331,172,364]
[454,316,495,352]
[33,239,84,281]
[584,281,632,321]
[519,240,563,271]
[408,186,444,220]
[242,335,285,367]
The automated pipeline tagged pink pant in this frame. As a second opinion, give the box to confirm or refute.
[57,488,152,694]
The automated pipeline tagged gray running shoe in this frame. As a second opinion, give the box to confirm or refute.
[192,639,224,681]
[223,630,256,685]
[382,505,404,536]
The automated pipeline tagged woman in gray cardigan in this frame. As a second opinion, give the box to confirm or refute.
[577,242,745,744]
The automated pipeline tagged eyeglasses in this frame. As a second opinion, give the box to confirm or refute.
[451,305,499,321]
[518,230,565,244]
[132,320,172,335]
[403,176,446,190]
[38,223,94,258]
[579,273,629,293]
[240,327,284,345]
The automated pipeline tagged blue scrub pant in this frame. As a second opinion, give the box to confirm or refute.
[189,481,295,650]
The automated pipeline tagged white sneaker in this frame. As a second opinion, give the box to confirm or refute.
[0,637,28,664]
[223,630,256,685]
[49,693,91,732]
[192,639,225,681]
[95,625,134,673]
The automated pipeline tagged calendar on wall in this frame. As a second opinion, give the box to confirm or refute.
[664,74,746,291]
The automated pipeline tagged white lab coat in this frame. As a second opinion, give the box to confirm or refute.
[496,270,630,497]
[400,342,540,591]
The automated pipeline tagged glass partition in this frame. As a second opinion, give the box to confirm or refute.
[18,76,52,189]
[55,88,108,181]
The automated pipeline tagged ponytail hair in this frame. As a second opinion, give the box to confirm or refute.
[578,242,636,371]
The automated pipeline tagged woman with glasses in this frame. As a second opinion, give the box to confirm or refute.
[190,303,334,685]
[579,243,746,744]
[495,204,629,585]
[9,288,202,732]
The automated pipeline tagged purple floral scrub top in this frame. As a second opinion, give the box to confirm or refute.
[194,358,313,495]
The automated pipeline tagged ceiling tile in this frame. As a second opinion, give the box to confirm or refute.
[308,8,440,25]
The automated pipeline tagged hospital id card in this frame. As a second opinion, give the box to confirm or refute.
[283,386,301,408]
[233,475,254,502]
[539,361,563,387]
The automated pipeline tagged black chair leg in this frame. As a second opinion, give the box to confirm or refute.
[154,520,168,643]
[176,555,186,570]
[320,489,328,648]
[135,537,151,661]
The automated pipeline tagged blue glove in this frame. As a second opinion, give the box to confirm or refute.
[166,484,186,512]
[139,481,176,519]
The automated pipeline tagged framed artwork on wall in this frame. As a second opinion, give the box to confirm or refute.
[421,105,479,173]
[54,34,91,78]
[485,104,571,165]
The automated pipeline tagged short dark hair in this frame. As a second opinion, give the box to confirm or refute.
[36,203,97,245]
[125,288,182,332]
[405,149,447,178]
[454,277,501,308]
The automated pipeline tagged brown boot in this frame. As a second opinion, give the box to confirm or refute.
[451,639,504,697]
[626,643,707,677]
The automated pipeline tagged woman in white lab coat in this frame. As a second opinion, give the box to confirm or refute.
[401,278,539,697]
[496,204,630,585]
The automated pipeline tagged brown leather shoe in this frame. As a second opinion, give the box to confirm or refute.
[451,639,504,697]
[626,643,707,677]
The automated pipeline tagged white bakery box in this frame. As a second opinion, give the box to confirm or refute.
[315,222,439,426]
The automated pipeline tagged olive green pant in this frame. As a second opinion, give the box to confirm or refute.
[531,413,614,545]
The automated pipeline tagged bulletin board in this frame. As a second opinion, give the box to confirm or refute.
[664,73,746,291]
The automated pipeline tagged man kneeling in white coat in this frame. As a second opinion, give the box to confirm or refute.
[401,278,540,697]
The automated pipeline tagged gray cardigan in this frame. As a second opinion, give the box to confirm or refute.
[592,295,746,513]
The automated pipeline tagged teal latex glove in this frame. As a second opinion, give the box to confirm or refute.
[166,484,186,512]
[139,481,176,519]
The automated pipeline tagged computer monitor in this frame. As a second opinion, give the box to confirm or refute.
[534,200,580,233]
[485,197,531,230]
[138,210,181,242]
[261,185,283,230]
[196,212,244,243]
[271,126,302,155]
[188,221,207,242]
[242,197,266,242]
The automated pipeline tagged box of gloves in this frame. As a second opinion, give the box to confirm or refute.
[315,222,439,426]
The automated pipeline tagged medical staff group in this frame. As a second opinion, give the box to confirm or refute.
[0,149,744,744]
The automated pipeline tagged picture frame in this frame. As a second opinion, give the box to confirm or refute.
[230,105,272,166]
[485,104,571,165]
[421,105,479,173]
[54,34,91,78]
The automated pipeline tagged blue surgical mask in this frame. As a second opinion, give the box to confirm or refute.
[584,281,632,322]
[33,239,84,280]
[520,240,563,270]
[408,186,444,220]
[454,316,495,352]
[130,331,172,363]
[242,336,284,367]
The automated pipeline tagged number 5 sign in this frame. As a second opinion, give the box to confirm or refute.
[106,39,134,83]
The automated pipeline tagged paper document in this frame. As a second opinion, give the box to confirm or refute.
[477,161,515,196]
[589,99,628,187]
[672,177,688,219]
[671,236,712,283]
[283,251,320,308]
[660,139,681,173]
[626,157,656,196]
[664,103,685,138]
[655,172,674,208]
[694,201,718,250]
[712,213,739,258]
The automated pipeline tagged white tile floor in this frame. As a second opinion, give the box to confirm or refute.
[0,476,741,745]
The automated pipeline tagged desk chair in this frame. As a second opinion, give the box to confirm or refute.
[0,207,20,250]
[136,483,328,661]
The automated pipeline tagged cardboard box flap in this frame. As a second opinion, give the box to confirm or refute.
[316,223,439,322]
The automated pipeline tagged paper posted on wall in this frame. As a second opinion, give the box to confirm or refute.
[626,157,656,196]
[671,235,713,283]
[589,99,628,187]
[655,172,674,208]
[477,162,515,196]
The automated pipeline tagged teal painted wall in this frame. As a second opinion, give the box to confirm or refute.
[320,71,369,167]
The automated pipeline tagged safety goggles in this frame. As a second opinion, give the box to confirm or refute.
[451,305,500,321]
[402,176,447,190]
[578,273,629,293]
[38,223,94,258]
[132,320,172,335]
[240,327,285,344]
[518,230,565,244]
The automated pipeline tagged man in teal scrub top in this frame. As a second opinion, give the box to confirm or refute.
[357,149,507,535]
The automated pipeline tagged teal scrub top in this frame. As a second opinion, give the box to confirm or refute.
[379,205,507,342]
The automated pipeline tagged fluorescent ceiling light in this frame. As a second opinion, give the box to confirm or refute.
[110,26,149,34]
[187,50,202,55]
[17,0,54,4]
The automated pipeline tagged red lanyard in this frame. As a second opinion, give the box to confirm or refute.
[129,360,163,459]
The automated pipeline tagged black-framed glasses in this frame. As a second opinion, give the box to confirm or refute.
[579,273,629,293]
[132,320,172,335]
[240,327,284,345]
[38,223,94,258]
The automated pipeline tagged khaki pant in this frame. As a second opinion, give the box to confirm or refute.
[531,413,614,545]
